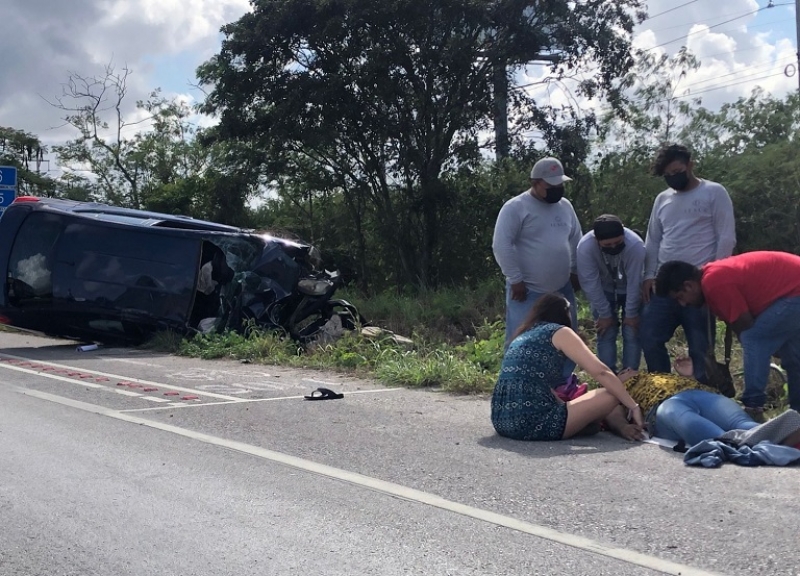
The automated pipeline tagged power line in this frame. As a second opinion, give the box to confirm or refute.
[695,39,790,61]
[647,8,757,34]
[643,0,704,22]
[647,13,786,35]
[672,71,788,99]
[677,55,796,90]
[628,60,794,104]
[646,2,793,52]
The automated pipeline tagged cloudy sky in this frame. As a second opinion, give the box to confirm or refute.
[0,0,797,160]
[522,0,799,116]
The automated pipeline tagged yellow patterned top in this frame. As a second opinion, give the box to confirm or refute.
[625,373,720,415]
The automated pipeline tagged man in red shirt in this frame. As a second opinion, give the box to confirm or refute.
[655,251,800,418]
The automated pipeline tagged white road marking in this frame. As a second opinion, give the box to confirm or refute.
[0,362,106,389]
[303,377,338,386]
[196,384,252,395]
[120,388,403,413]
[0,353,246,402]
[100,357,163,367]
[114,389,143,398]
[17,387,722,576]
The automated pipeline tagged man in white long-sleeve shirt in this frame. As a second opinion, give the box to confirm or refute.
[577,215,645,373]
[640,144,736,382]
[492,157,582,372]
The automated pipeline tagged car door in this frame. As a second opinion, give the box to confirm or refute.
[52,219,202,340]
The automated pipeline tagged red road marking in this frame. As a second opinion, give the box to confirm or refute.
[143,387,158,392]
[164,391,180,396]
[181,395,199,401]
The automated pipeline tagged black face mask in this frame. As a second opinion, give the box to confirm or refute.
[544,186,564,204]
[665,171,690,191]
[601,243,625,256]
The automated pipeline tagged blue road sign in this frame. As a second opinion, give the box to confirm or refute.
[0,166,18,216]
[0,189,15,208]
[0,166,17,189]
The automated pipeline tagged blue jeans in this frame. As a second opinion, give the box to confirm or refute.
[594,292,642,373]
[640,294,712,382]
[505,280,577,378]
[654,390,759,447]
[739,296,800,410]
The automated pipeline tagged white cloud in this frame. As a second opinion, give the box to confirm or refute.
[0,0,250,150]
[521,0,798,123]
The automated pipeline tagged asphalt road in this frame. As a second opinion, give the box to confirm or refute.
[0,331,797,576]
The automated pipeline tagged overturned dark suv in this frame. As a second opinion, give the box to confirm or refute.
[0,197,360,344]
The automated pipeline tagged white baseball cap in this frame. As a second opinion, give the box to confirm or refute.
[530,157,573,185]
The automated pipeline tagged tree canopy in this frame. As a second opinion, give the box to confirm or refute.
[198,0,644,286]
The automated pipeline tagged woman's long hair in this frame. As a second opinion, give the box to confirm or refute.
[511,293,572,342]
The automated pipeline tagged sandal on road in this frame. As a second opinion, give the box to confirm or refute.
[304,387,344,401]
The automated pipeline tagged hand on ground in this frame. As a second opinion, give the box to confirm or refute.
[620,423,646,441]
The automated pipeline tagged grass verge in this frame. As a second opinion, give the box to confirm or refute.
[146,320,501,394]
[144,283,791,409]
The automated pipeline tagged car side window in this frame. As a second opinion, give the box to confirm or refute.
[7,212,65,304]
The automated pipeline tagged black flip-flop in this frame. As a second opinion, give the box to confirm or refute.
[304,387,344,401]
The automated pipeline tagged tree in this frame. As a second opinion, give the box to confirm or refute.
[678,90,800,254]
[198,0,644,288]
[588,48,702,230]
[48,64,256,222]
[0,127,57,196]
[50,65,150,207]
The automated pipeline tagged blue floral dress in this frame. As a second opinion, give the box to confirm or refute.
[491,322,569,440]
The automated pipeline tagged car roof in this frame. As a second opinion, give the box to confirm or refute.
[18,197,246,233]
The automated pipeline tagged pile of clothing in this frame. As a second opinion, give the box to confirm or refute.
[684,410,800,467]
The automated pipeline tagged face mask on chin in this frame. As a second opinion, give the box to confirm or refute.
[601,243,625,256]
[665,171,690,191]
[543,186,564,204]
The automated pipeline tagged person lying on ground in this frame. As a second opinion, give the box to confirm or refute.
[604,358,800,449]
[491,293,644,441]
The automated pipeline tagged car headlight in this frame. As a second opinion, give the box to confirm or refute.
[297,278,334,296]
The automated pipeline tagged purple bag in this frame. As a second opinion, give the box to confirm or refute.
[554,374,588,402]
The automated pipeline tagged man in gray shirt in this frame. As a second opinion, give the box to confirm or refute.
[577,215,645,373]
[492,157,582,371]
[640,144,736,382]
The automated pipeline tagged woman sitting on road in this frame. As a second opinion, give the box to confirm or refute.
[491,293,644,441]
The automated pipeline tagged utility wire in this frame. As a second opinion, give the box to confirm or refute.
[671,71,788,98]
[647,12,785,35]
[677,55,796,90]
[693,29,792,61]
[646,2,793,51]
[643,0,704,22]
